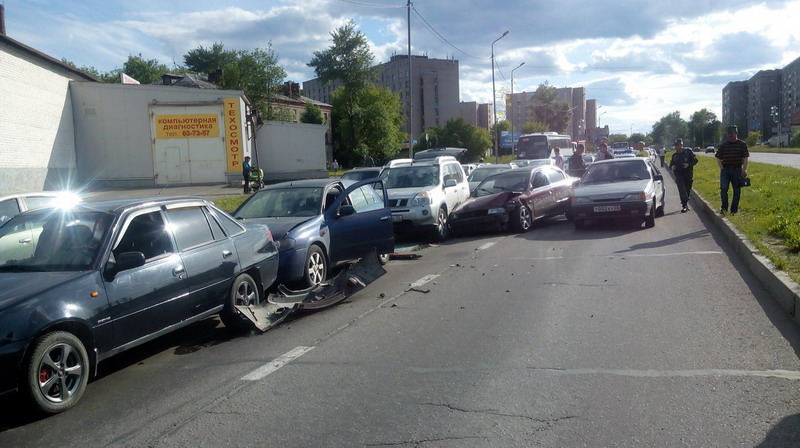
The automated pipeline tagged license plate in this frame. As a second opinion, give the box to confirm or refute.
[593,205,621,212]
[392,215,403,222]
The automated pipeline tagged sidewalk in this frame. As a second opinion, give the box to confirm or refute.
[83,183,246,202]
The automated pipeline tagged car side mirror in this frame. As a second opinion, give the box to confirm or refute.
[653,174,663,181]
[116,251,146,271]
[444,179,457,188]
[339,205,356,217]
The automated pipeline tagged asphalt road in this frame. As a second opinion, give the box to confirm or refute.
[697,150,800,170]
[2,183,799,447]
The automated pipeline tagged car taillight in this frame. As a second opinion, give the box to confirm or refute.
[266,229,274,242]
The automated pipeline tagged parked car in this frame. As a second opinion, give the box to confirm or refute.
[232,178,394,287]
[341,167,383,181]
[706,146,716,153]
[450,166,576,234]
[571,158,665,229]
[461,163,478,176]
[467,163,516,192]
[0,191,81,227]
[511,158,555,168]
[0,197,279,414]
[380,155,469,241]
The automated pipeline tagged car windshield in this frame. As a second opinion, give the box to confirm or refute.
[341,169,380,181]
[0,210,113,271]
[381,166,439,188]
[468,167,508,182]
[474,172,530,197]
[583,161,650,183]
[235,187,323,218]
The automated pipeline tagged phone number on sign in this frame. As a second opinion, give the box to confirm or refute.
[182,130,212,137]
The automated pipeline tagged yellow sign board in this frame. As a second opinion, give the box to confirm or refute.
[223,98,244,171]
[154,114,220,139]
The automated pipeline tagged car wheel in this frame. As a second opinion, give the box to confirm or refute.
[645,199,656,228]
[434,206,449,241]
[377,252,390,265]
[656,193,665,217]
[512,205,532,233]
[23,331,90,415]
[304,245,327,287]
[220,273,260,332]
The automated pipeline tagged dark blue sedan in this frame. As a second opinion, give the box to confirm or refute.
[233,178,395,287]
[0,197,279,414]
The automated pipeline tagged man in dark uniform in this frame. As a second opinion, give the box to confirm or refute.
[715,125,749,215]
[668,139,698,213]
[567,143,587,177]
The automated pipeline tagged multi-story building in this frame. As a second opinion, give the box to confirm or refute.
[458,101,491,129]
[303,54,461,144]
[748,70,781,140]
[780,56,800,143]
[722,81,748,137]
[505,87,591,141]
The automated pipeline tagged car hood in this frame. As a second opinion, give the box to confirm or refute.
[454,191,516,213]
[574,179,651,197]
[387,187,434,199]
[239,216,316,240]
[0,271,91,311]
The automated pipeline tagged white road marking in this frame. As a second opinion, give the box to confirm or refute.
[241,346,314,381]
[476,242,496,252]
[409,274,439,289]
[411,366,800,380]
[509,251,723,260]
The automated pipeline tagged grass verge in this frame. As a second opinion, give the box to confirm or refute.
[214,195,250,213]
[690,156,800,284]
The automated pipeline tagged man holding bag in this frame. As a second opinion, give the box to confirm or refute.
[669,139,698,213]
[715,125,749,215]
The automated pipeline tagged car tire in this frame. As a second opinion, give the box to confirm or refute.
[377,251,390,265]
[433,206,449,241]
[512,205,532,233]
[645,199,656,228]
[304,245,327,287]
[23,331,90,415]
[655,193,665,217]
[220,273,260,332]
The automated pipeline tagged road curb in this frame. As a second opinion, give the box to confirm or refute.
[687,183,800,326]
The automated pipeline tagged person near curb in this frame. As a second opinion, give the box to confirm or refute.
[715,125,749,215]
[552,147,564,169]
[331,159,339,171]
[242,156,251,194]
[595,142,614,161]
[658,146,666,167]
[669,139,698,213]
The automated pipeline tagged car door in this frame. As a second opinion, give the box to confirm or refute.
[326,180,393,264]
[647,160,666,205]
[164,203,238,318]
[530,170,556,218]
[105,208,191,346]
[0,197,21,227]
[544,168,572,213]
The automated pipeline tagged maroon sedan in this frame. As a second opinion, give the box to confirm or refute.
[449,166,576,234]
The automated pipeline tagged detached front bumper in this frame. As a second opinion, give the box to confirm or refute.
[277,246,309,283]
[572,200,651,221]
[449,209,507,232]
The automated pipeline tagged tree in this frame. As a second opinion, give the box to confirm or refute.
[308,22,377,160]
[300,103,325,124]
[331,85,406,166]
[745,130,760,147]
[414,118,491,162]
[650,111,688,147]
[520,121,548,134]
[60,59,118,82]
[119,54,171,84]
[183,42,238,76]
[688,109,717,147]
[524,82,571,133]
[629,132,649,145]
[218,46,286,120]
[609,133,628,143]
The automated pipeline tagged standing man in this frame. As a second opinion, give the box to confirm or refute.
[568,143,587,177]
[668,139,698,213]
[595,142,614,161]
[658,146,666,167]
[715,125,749,215]
[364,154,375,167]
[552,147,564,169]
[242,156,252,194]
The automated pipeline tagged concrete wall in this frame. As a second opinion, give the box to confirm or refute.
[255,121,327,182]
[70,83,248,187]
[0,40,82,192]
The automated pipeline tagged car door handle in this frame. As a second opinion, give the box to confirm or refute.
[222,250,233,258]
[18,238,32,244]
[380,216,390,221]
[173,266,185,276]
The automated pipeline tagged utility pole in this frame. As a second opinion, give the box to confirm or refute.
[407,0,413,159]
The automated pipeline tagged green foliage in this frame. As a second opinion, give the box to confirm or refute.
[745,130,760,147]
[687,108,718,147]
[609,134,628,143]
[524,82,571,134]
[213,195,250,213]
[650,111,688,147]
[791,131,800,147]
[520,121,548,134]
[300,103,325,124]
[414,118,491,162]
[630,132,649,145]
[120,54,171,84]
[270,108,295,122]
[183,42,238,75]
[216,46,286,120]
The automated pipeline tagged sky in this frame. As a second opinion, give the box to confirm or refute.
[3,0,800,136]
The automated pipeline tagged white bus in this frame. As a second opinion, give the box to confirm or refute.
[516,132,574,161]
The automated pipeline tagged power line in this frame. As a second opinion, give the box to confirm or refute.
[411,6,481,60]
[332,0,406,8]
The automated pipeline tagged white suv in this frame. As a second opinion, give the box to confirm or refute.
[380,156,470,240]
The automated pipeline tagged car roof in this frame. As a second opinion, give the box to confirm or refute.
[18,196,211,216]
[589,157,648,165]
[0,191,75,201]
[346,167,381,172]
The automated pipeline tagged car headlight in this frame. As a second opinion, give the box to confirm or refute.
[572,197,591,204]
[408,192,432,207]
[278,237,295,251]
[487,207,505,215]
[623,193,647,201]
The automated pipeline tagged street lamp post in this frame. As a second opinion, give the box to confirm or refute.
[491,30,509,163]
[510,61,525,154]
[769,79,782,146]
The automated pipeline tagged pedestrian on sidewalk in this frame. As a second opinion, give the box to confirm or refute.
[552,147,564,169]
[658,146,666,167]
[715,125,749,215]
[668,139,698,213]
[242,156,251,194]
